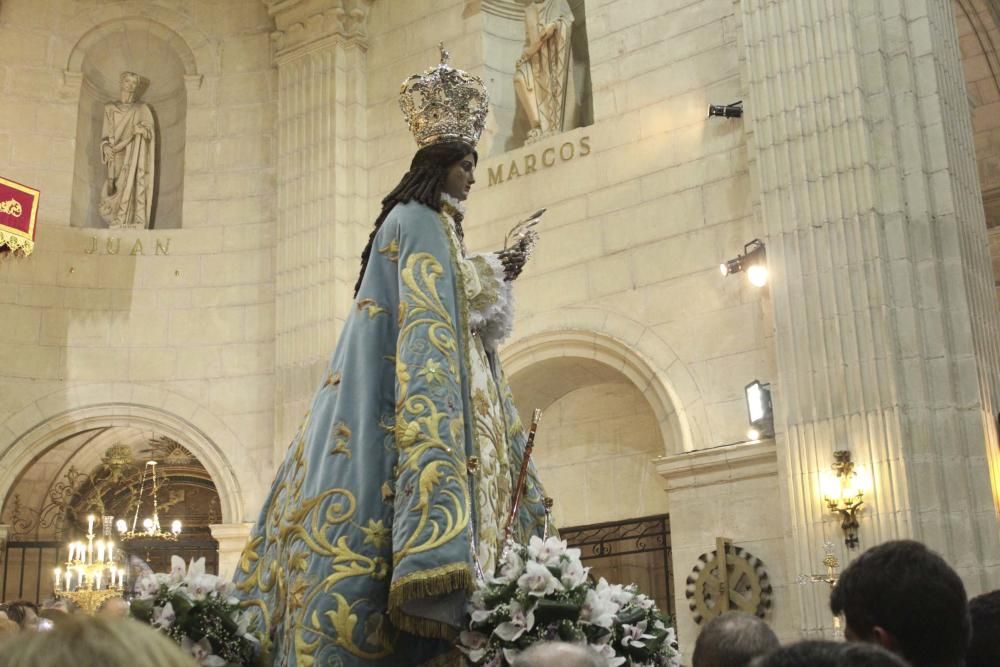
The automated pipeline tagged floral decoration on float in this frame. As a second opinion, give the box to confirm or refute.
[458,535,682,667]
[130,556,259,667]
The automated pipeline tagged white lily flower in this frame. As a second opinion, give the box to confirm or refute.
[188,573,218,601]
[622,620,654,648]
[181,637,227,667]
[459,630,489,661]
[580,588,619,628]
[151,602,175,630]
[169,555,187,584]
[532,536,568,567]
[134,573,160,599]
[560,557,590,589]
[493,600,535,642]
[517,560,565,597]
[591,641,627,667]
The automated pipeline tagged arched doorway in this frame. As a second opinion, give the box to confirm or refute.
[506,332,686,614]
[1,425,223,603]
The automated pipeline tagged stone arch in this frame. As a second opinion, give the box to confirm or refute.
[954,0,1000,229]
[61,4,217,78]
[0,385,244,524]
[501,308,708,454]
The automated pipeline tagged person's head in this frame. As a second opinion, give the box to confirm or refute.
[6,601,38,630]
[39,598,69,614]
[354,140,478,296]
[967,589,1000,667]
[97,596,130,619]
[751,640,909,667]
[393,140,478,207]
[511,641,605,667]
[0,617,19,640]
[0,615,196,667]
[693,611,780,667]
[829,540,969,667]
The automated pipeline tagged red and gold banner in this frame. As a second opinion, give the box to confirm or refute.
[0,176,39,256]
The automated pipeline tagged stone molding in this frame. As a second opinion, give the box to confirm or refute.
[0,390,246,525]
[655,440,778,492]
[264,0,375,62]
[501,308,709,454]
[210,522,254,578]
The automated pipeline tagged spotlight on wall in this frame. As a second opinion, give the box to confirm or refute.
[745,379,773,440]
[708,100,743,118]
[821,450,868,549]
[720,239,768,287]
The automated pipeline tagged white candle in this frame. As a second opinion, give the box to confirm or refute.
[87,514,95,535]
[67,544,74,561]
[96,540,105,563]
[87,539,93,564]
[95,572,102,589]
[118,568,125,589]
[53,568,61,591]
[107,542,114,564]
[64,570,71,591]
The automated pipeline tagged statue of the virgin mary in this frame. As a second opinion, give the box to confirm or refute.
[233,48,550,666]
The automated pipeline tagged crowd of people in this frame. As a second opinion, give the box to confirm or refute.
[0,540,993,666]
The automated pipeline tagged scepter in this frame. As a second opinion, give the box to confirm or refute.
[504,408,543,544]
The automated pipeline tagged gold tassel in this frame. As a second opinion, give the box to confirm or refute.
[387,563,474,639]
[0,228,33,255]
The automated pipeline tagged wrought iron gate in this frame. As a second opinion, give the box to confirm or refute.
[560,514,674,616]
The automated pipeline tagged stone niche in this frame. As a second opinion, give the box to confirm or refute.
[483,0,593,155]
[70,19,191,229]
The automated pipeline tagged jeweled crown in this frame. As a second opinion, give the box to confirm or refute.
[399,44,489,148]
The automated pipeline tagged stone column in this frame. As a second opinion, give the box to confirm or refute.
[264,0,374,455]
[740,0,1000,634]
[210,522,254,579]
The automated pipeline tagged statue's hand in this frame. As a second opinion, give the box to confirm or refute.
[498,232,536,282]
[498,247,527,282]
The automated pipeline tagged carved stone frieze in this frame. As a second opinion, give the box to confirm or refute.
[263,0,375,62]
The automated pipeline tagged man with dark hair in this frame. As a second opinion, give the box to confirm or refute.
[967,589,1000,667]
[693,611,780,667]
[751,640,908,667]
[829,540,970,667]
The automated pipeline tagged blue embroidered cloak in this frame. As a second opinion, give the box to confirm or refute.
[234,201,548,666]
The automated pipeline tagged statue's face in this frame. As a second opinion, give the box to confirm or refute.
[120,74,140,93]
[443,151,477,201]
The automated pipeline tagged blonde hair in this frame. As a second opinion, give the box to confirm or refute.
[0,615,196,667]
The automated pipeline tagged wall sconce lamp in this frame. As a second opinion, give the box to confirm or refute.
[720,239,768,287]
[745,380,773,441]
[708,100,743,118]
[821,450,867,549]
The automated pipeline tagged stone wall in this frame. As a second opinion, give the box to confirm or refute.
[0,0,277,522]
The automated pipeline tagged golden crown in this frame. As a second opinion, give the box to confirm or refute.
[399,44,489,148]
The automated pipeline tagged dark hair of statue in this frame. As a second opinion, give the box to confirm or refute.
[353,140,477,297]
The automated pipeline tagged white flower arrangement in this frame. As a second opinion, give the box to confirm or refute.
[459,536,682,667]
[130,556,259,667]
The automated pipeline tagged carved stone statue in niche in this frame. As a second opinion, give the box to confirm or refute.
[514,0,578,143]
[99,71,156,229]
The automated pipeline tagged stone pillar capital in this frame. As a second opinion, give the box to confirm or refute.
[263,0,375,62]
[210,522,254,579]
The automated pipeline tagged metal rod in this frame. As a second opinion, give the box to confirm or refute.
[504,409,542,543]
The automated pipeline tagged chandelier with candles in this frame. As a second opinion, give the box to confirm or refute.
[54,513,125,613]
[116,460,182,542]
